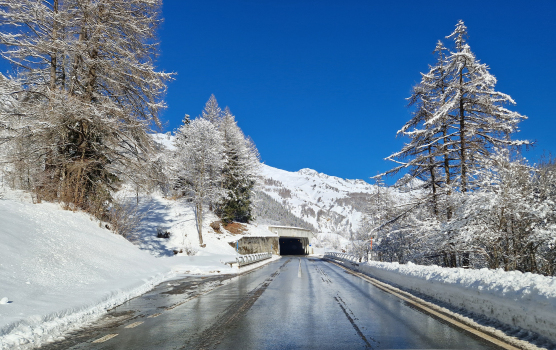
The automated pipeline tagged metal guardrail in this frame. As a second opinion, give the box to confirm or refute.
[223,252,272,268]
[324,252,359,266]
[236,252,272,267]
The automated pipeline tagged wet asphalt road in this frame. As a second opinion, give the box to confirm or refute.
[43,257,500,349]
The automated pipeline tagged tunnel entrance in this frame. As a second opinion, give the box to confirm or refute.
[279,237,307,255]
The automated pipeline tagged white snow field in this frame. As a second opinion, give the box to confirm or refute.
[0,190,278,349]
[0,192,171,348]
[313,232,352,251]
[356,261,556,345]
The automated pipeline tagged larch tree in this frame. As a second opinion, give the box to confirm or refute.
[439,20,530,192]
[380,41,453,219]
[0,0,171,217]
[173,117,225,246]
[381,20,529,210]
[200,94,223,210]
[202,94,222,125]
[375,20,531,268]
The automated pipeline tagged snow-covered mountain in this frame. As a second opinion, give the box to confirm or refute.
[257,164,378,236]
[151,133,379,237]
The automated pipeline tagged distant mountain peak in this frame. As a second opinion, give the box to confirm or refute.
[297,168,319,176]
[256,164,381,236]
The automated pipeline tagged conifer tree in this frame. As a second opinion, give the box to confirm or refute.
[380,41,453,218]
[381,20,529,205]
[377,20,531,266]
[440,20,530,192]
[218,107,260,223]
[202,94,222,124]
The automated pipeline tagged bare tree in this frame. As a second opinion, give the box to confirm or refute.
[173,117,225,246]
[0,0,172,217]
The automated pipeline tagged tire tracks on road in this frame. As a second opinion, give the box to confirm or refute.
[182,259,292,350]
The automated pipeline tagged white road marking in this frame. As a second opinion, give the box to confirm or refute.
[125,321,144,329]
[92,334,118,343]
[147,313,162,318]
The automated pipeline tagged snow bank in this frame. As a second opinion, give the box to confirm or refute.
[0,196,172,349]
[358,261,556,342]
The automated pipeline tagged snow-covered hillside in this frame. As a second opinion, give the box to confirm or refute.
[115,188,278,260]
[152,133,362,236]
[0,191,171,349]
[0,189,278,349]
[257,164,377,236]
[152,132,406,240]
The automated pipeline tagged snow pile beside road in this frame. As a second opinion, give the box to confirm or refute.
[0,194,172,349]
[359,261,556,342]
[0,186,281,348]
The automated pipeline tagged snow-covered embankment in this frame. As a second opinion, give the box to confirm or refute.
[0,196,173,349]
[358,261,556,343]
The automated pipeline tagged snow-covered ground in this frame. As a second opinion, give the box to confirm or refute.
[0,189,279,349]
[0,190,170,348]
[115,187,278,258]
[313,232,352,251]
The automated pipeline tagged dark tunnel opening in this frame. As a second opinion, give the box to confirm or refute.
[279,237,306,255]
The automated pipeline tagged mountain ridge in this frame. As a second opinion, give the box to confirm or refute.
[256,163,377,236]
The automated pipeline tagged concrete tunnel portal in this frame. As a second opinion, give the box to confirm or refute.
[270,226,313,256]
[231,226,314,256]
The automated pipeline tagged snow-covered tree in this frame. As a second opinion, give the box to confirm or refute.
[173,117,225,246]
[202,94,222,124]
[218,107,260,223]
[444,149,556,273]
[381,21,529,220]
[0,0,171,217]
[381,41,452,218]
[375,21,532,269]
[440,20,530,192]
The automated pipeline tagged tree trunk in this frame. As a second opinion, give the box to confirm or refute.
[428,145,438,217]
[442,126,453,219]
[196,203,204,246]
[50,0,58,91]
[459,69,467,193]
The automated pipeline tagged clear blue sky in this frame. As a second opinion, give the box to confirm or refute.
[157,0,556,183]
[3,1,553,184]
